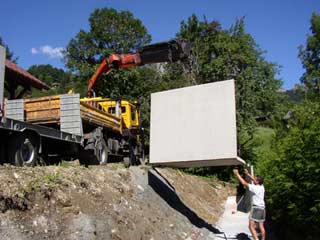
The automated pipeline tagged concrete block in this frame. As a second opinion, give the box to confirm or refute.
[149,79,245,167]
[5,99,24,121]
[60,94,83,136]
[0,46,5,111]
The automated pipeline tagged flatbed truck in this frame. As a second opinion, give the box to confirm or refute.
[0,39,190,167]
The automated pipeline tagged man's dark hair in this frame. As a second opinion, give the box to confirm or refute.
[256,176,264,185]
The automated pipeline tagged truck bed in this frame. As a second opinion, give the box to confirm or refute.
[6,94,121,135]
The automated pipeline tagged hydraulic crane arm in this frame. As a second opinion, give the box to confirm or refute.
[87,38,190,96]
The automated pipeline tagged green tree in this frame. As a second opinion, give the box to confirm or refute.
[0,36,17,62]
[299,12,320,99]
[284,84,307,103]
[28,64,75,96]
[257,101,320,239]
[168,15,282,163]
[65,8,151,97]
[65,7,166,147]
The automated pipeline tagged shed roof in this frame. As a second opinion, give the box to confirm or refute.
[5,60,50,90]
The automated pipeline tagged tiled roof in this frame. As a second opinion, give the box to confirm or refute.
[5,60,50,90]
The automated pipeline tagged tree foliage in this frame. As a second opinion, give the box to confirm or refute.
[28,64,70,88]
[256,101,320,239]
[0,36,17,62]
[299,12,320,99]
[166,15,282,163]
[28,64,75,96]
[254,13,320,239]
[65,8,151,97]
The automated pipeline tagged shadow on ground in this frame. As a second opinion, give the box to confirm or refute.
[148,169,222,234]
[235,232,251,240]
[214,232,251,240]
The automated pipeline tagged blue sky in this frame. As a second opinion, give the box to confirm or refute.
[0,0,319,89]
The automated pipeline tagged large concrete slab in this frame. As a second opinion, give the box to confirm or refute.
[149,79,245,167]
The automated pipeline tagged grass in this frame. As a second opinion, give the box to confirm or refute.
[255,127,275,147]
[252,127,275,154]
[59,160,72,168]
[25,172,62,192]
[43,172,61,185]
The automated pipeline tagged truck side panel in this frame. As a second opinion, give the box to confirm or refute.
[8,94,122,135]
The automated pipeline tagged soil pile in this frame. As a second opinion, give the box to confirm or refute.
[0,163,234,240]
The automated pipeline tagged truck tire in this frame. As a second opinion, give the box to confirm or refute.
[0,144,4,164]
[9,133,39,167]
[80,139,108,165]
[123,157,131,168]
[139,147,146,165]
[123,145,138,167]
[96,140,108,165]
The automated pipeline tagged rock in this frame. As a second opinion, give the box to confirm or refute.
[90,186,102,196]
[69,213,96,240]
[116,187,124,193]
[55,190,71,207]
[33,215,48,228]
[137,184,144,192]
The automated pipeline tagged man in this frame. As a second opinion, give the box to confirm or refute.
[233,168,265,240]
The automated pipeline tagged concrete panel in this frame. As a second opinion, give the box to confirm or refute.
[0,46,5,111]
[5,99,24,121]
[149,79,244,167]
[60,94,83,136]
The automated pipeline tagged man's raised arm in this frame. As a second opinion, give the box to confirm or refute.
[244,169,259,184]
[233,169,249,187]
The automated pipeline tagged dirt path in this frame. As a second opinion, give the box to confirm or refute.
[216,196,252,240]
[216,196,278,240]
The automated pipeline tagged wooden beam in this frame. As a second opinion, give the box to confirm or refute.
[16,86,31,99]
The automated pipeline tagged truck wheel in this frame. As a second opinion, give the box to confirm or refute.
[96,141,108,165]
[0,139,5,164]
[80,139,109,165]
[123,157,131,168]
[123,145,137,167]
[139,148,146,165]
[9,133,39,167]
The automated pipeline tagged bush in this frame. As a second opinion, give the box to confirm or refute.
[257,101,320,239]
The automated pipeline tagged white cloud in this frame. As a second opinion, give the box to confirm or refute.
[31,47,38,54]
[31,45,65,58]
[40,45,64,58]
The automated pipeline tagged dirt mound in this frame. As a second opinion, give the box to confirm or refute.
[0,163,234,240]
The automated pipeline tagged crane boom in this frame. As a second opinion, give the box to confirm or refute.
[87,38,190,97]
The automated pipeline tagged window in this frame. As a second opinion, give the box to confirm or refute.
[108,107,115,114]
[108,106,126,114]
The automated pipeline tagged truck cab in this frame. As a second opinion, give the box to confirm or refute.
[100,100,140,131]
